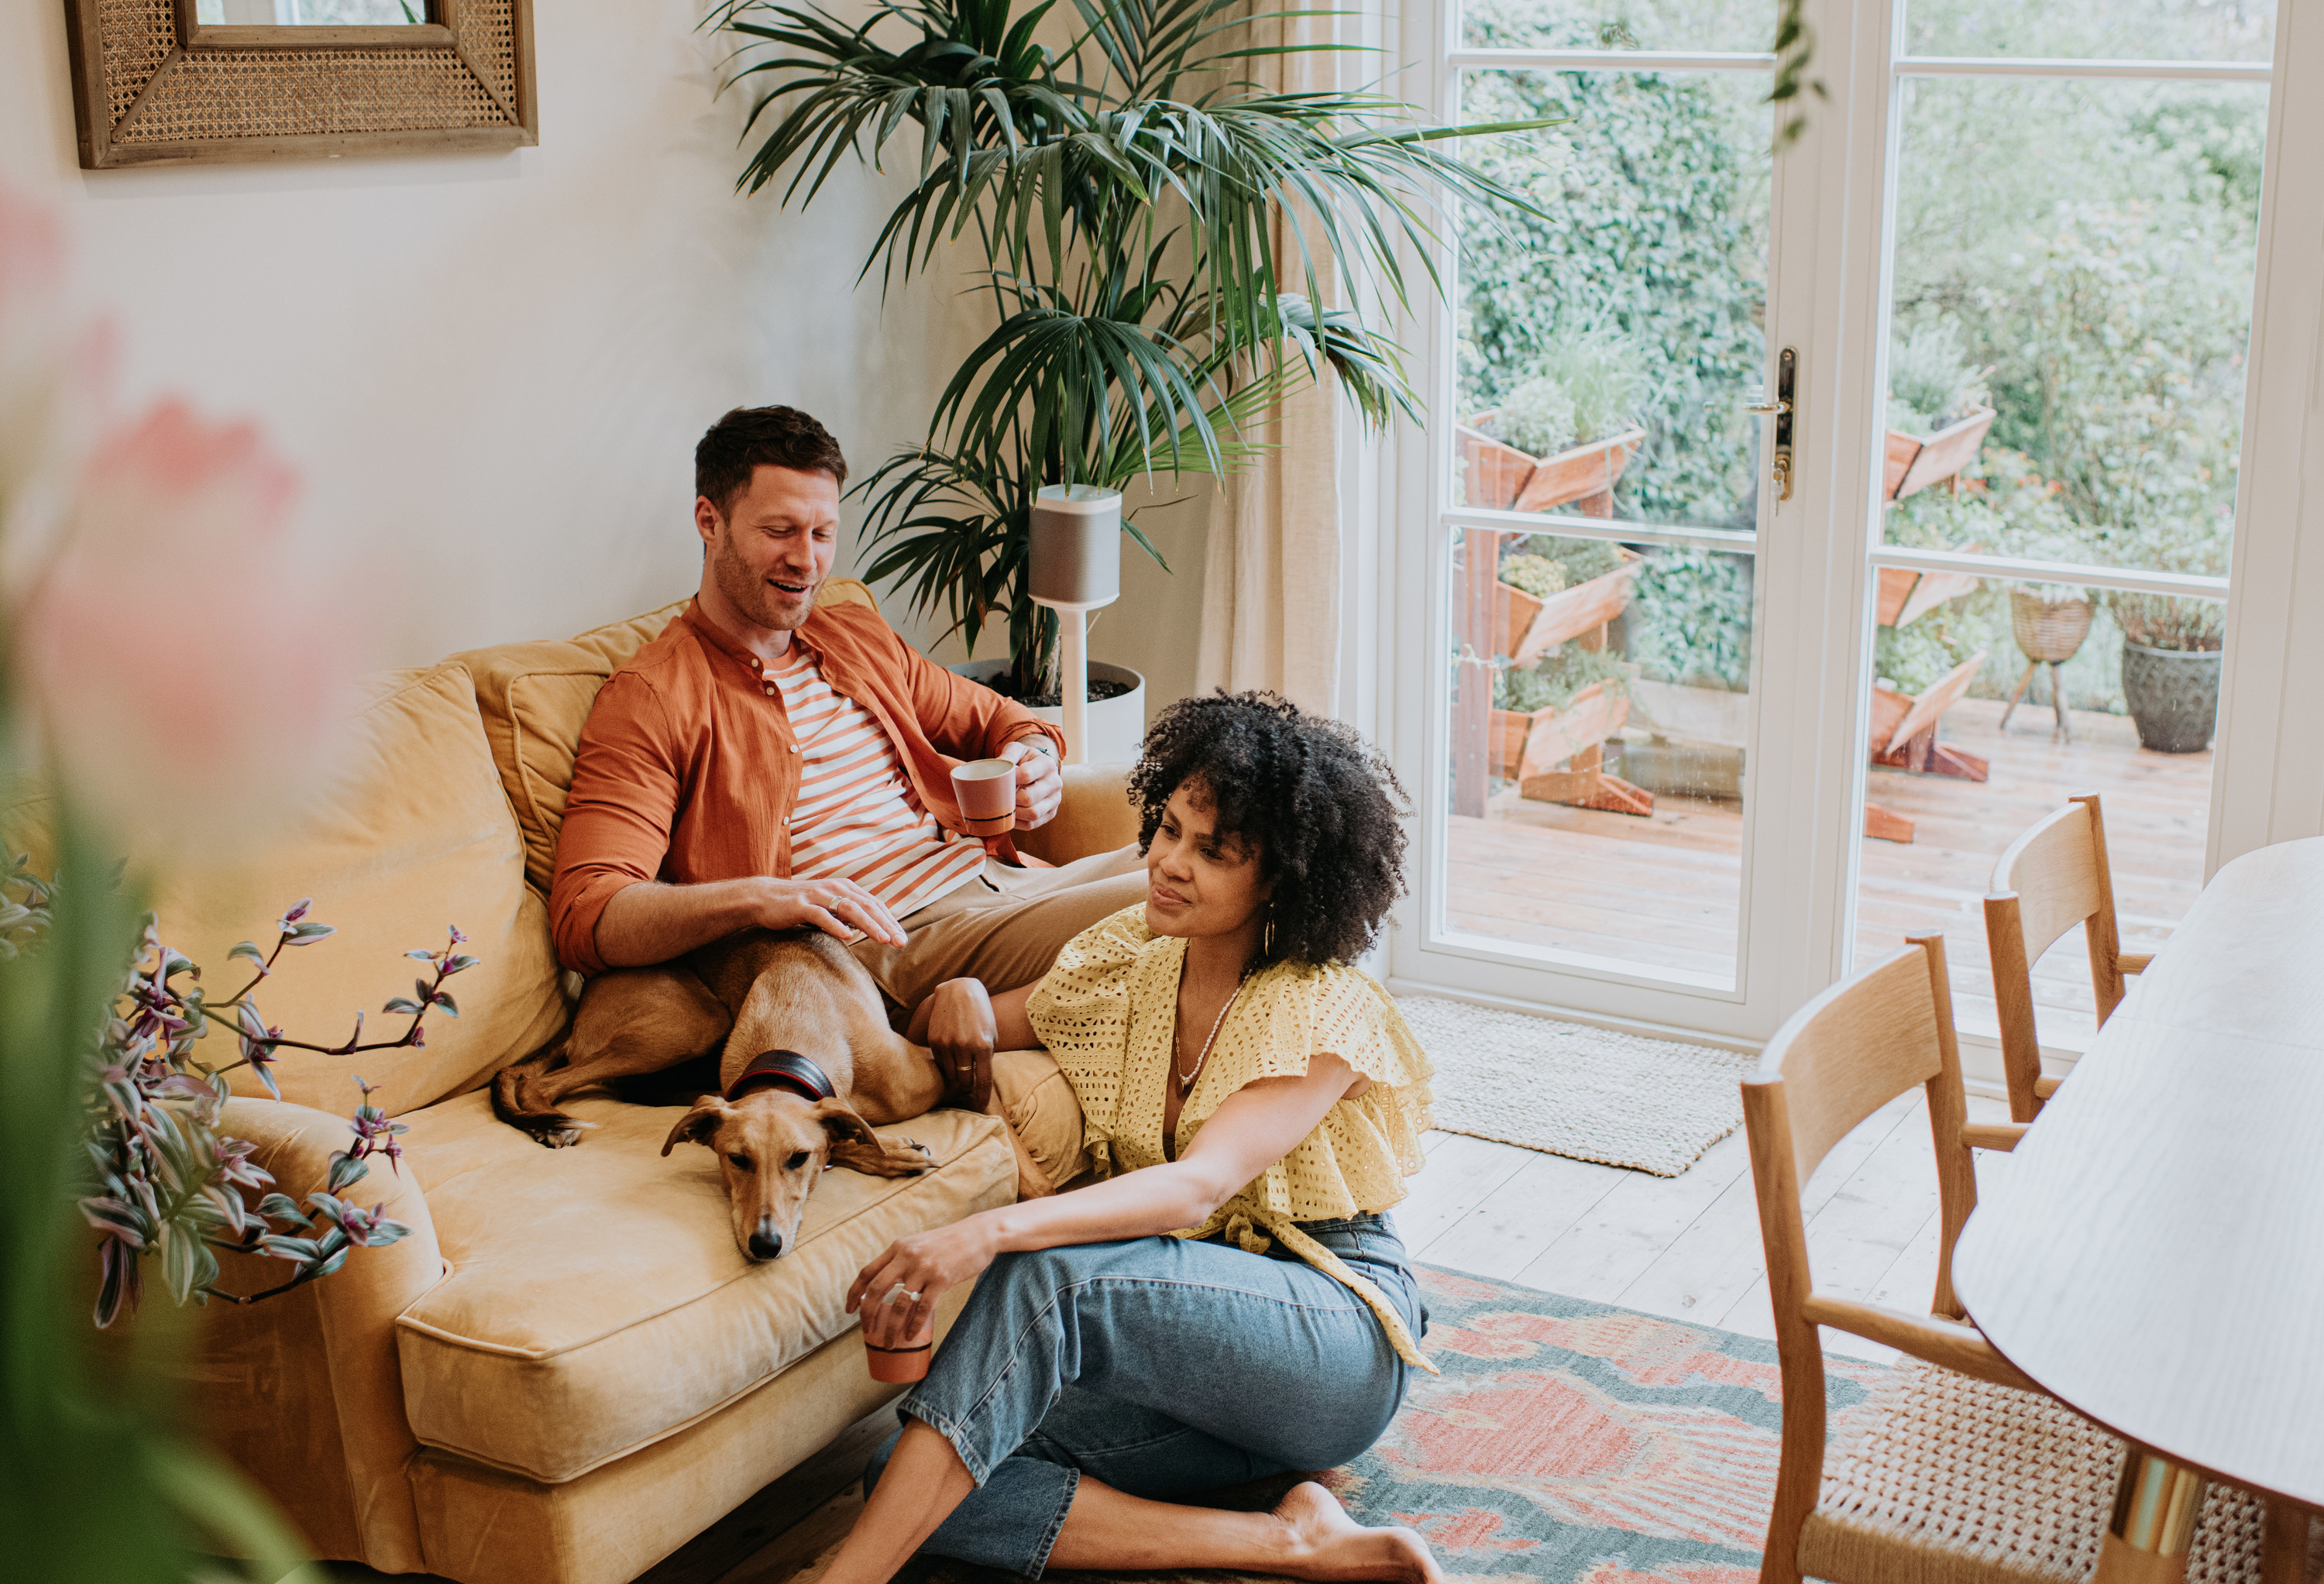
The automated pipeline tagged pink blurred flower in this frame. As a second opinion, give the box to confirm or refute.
[12,400,364,848]
[0,182,111,595]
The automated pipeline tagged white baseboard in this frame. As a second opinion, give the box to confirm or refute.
[1384,977,1762,1053]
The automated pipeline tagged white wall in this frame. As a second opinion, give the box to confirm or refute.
[2,0,999,667]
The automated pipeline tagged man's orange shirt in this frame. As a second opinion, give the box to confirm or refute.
[548,599,1062,975]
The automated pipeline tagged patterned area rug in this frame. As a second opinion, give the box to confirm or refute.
[896,1264,1887,1584]
[1394,997,1758,1177]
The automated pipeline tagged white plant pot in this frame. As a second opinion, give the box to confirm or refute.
[951,658,1148,765]
[1628,679,1751,751]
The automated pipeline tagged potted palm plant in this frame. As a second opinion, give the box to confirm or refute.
[716,0,1548,706]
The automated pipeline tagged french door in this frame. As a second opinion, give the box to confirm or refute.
[1377,0,2307,1054]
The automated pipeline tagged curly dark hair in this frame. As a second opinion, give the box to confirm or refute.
[1128,691,1410,967]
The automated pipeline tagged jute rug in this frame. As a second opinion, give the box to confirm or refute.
[892,1264,1889,1584]
[1394,996,1757,1177]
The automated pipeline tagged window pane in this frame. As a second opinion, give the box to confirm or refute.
[1905,0,2274,62]
[1456,67,1769,531]
[1855,69,2255,1050]
[1460,0,1774,53]
[1882,75,2264,579]
[1855,602,2221,1046]
[1446,533,1752,988]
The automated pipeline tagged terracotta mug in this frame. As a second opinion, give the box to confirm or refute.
[865,1287,935,1383]
[951,757,1019,838]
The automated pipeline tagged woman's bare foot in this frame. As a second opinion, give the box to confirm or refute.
[1267,1480,1444,1584]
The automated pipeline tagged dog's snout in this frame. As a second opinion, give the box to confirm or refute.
[747,1219,785,1262]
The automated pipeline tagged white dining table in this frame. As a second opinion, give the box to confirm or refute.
[1951,836,2324,1584]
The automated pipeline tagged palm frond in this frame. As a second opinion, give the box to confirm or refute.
[711,0,1584,674]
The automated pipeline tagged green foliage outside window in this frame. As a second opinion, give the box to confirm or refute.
[1625,551,1753,692]
[1458,5,1767,531]
[1460,0,2256,706]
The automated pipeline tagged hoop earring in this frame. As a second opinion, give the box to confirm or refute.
[1262,902,1275,959]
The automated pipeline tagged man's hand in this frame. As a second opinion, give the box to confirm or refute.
[754,875,908,947]
[1003,737,1063,830]
[919,978,995,1109]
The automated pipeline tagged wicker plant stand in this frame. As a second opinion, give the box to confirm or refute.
[2001,591,2093,741]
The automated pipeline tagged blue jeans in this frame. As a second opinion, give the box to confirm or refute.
[862,1214,1425,1579]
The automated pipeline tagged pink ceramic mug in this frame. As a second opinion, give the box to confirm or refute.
[865,1285,935,1383]
[951,757,1019,838]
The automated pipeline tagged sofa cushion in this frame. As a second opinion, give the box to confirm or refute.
[454,579,883,895]
[152,662,569,1116]
[449,601,687,897]
[392,1090,1014,1483]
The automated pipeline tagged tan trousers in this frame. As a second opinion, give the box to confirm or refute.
[848,842,1147,1188]
[848,842,1149,1011]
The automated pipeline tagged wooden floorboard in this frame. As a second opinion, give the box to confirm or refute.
[1446,696,2212,1051]
[1418,1091,2016,1372]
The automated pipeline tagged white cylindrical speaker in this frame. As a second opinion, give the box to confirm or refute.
[1029,486,1122,608]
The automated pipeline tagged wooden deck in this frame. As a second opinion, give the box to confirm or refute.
[1448,696,2214,1046]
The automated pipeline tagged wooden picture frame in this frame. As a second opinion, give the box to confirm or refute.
[61,0,536,170]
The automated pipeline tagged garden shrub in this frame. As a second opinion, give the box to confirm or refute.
[1458,2,1765,531]
[1625,551,1754,692]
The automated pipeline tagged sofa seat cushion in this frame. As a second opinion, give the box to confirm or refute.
[392,1091,1014,1483]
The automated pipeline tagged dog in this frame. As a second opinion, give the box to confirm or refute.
[492,926,1050,1261]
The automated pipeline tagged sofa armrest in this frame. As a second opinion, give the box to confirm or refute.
[187,1098,445,1572]
[1014,762,1142,867]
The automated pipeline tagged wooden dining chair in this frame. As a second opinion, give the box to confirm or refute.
[1984,792,2151,1122]
[1742,935,2267,1584]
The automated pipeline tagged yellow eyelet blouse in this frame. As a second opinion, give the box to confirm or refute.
[1025,905,1439,1370]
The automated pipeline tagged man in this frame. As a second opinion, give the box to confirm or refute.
[548,406,1147,1075]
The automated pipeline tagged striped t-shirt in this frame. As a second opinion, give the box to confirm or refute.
[762,644,989,920]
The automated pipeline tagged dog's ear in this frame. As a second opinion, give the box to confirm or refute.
[813,1098,926,1177]
[661,1095,731,1157]
[813,1098,878,1152]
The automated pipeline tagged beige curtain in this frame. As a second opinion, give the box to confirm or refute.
[1194,5,1343,719]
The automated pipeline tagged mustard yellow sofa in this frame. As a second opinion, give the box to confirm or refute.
[135,584,1134,1584]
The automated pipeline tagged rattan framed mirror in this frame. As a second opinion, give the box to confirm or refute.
[62,0,536,170]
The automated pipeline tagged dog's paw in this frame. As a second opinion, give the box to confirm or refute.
[521,1118,592,1149]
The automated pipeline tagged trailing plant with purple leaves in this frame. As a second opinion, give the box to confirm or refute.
[61,884,478,1328]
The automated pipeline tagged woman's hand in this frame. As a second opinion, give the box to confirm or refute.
[922,978,996,1109]
[847,1218,1000,1348]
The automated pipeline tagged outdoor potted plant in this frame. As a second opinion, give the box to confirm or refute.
[1998,532,2095,738]
[1490,534,1645,665]
[1883,319,1996,503]
[1459,332,1649,516]
[717,0,1545,725]
[1483,534,1652,813]
[2114,592,2225,753]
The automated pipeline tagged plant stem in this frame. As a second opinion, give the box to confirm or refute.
[214,931,293,1009]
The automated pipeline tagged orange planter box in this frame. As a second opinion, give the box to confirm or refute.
[1884,408,1995,503]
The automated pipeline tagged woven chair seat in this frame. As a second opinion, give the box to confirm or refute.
[1800,1357,2267,1584]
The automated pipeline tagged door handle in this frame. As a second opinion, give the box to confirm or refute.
[1755,346,1796,502]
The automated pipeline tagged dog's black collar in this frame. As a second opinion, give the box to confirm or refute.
[725,1050,837,1105]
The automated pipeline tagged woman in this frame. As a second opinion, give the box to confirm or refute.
[827,691,1440,1584]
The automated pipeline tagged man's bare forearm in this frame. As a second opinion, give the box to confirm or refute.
[591,879,772,968]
